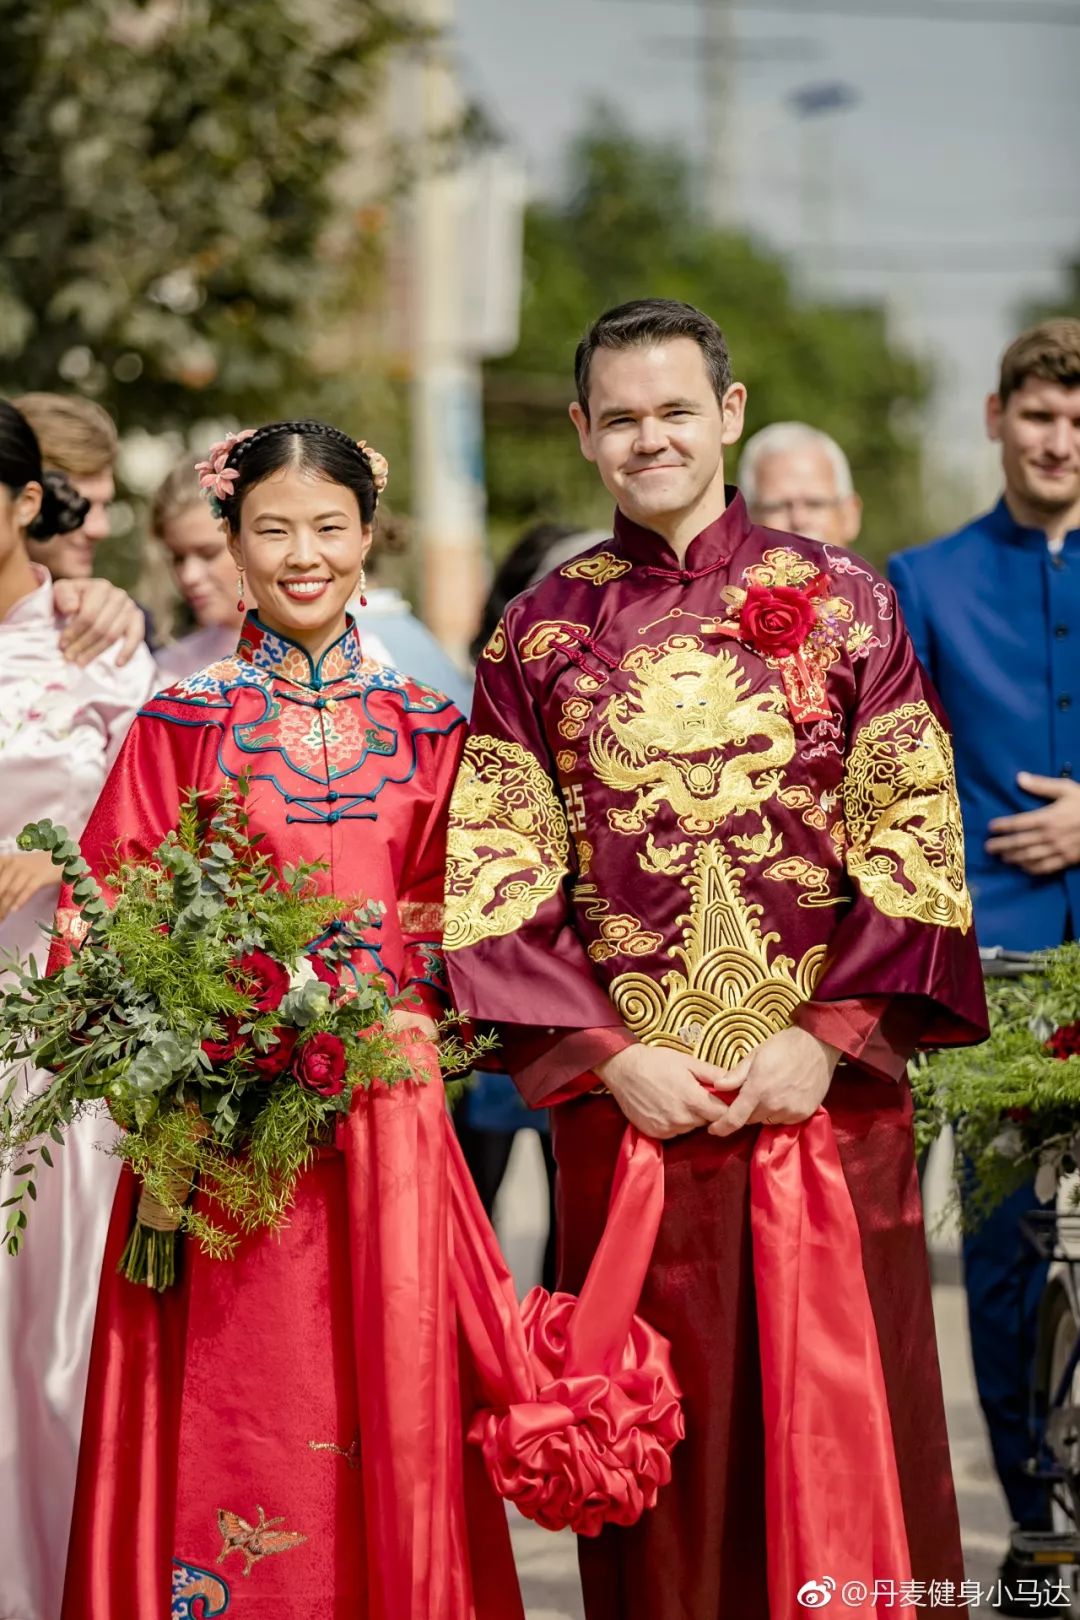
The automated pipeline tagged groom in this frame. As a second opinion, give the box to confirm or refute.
[445,299,986,1618]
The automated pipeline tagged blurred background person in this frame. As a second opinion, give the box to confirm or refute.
[14,391,148,666]
[468,521,607,662]
[17,393,117,583]
[889,318,1080,1616]
[358,511,473,710]
[739,421,863,548]
[151,456,245,683]
[0,399,156,1620]
[458,520,604,1292]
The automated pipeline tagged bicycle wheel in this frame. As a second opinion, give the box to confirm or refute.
[1043,1283,1080,1564]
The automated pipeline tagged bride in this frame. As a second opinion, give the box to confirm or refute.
[60,420,523,1620]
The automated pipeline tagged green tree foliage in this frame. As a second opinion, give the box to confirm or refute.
[0,0,413,433]
[484,111,929,568]
[1028,258,1080,322]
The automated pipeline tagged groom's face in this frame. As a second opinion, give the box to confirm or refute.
[569,338,744,529]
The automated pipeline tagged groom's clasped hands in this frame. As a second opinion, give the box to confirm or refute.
[595,1025,841,1141]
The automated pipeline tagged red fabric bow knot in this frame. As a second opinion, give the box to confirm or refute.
[451,1122,683,1537]
[469,1285,684,1536]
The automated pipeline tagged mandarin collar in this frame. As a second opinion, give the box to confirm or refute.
[612,487,753,577]
[985,495,1080,553]
[235,611,367,689]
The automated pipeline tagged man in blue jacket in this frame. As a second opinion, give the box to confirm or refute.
[889,318,1080,1613]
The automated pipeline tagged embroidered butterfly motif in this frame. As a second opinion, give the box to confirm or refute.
[216,1504,308,1577]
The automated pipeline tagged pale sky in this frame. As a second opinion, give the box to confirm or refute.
[451,0,1080,525]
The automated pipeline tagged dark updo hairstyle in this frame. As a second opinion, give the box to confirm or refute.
[216,421,380,532]
[0,398,90,541]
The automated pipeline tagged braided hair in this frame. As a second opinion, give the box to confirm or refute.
[213,421,381,531]
[0,399,90,541]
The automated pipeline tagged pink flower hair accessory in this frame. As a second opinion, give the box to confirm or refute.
[357,440,389,496]
[194,429,257,516]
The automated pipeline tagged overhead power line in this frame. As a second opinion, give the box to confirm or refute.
[606,0,1080,26]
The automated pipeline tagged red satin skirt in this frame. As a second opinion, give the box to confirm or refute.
[553,1076,965,1620]
[62,1145,518,1620]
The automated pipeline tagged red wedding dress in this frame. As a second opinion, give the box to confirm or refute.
[59,615,523,1620]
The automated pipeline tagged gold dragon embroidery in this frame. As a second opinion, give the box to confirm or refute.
[609,842,826,1066]
[843,701,973,931]
[444,736,571,950]
[588,637,795,835]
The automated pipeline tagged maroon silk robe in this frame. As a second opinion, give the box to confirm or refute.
[445,495,987,1620]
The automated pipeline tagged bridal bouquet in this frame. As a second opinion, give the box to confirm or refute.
[912,941,1080,1220]
[0,783,480,1288]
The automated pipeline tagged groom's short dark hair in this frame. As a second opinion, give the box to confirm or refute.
[574,299,733,418]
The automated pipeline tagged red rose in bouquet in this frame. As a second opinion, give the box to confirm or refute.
[294,1032,347,1097]
[201,1016,245,1067]
[311,955,344,994]
[1047,1020,1080,1061]
[248,1026,300,1080]
[234,949,289,1013]
[739,580,822,659]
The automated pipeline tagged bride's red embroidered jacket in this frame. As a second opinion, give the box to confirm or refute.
[69,613,465,1018]
[443,493,988,1102]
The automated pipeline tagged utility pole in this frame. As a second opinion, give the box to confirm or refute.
[407,0,488,664]
[702,0,737,226]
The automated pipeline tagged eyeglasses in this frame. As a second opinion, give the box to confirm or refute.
[753,496,844,520]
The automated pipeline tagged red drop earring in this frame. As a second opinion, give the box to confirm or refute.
[236,571,246,612]
[358,565,367,609]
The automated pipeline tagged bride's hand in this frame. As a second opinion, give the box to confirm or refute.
[390,1007,438,1042]
[0,851,60,920]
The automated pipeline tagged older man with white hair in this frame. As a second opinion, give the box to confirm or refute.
[739,420,863,547]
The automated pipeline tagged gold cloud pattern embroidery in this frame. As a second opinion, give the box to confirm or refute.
[575,881,665,964]
[481,621,508,662]
[560,552,633,585]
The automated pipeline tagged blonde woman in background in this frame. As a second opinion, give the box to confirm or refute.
[150,456,245,683]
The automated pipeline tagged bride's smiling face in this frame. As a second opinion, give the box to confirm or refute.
[228,466,372,655]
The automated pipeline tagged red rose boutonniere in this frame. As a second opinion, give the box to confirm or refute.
[737,572,829,661]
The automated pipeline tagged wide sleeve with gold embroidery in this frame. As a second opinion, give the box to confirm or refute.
[442,622,627,1048]
[794,581,987,1048]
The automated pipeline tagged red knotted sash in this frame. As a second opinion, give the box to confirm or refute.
[452,1107,911,1614]
[752,1110,912,1616]
[450,1122,683,1535]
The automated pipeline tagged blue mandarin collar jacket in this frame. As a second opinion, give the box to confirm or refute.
[889,499,1080,951]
